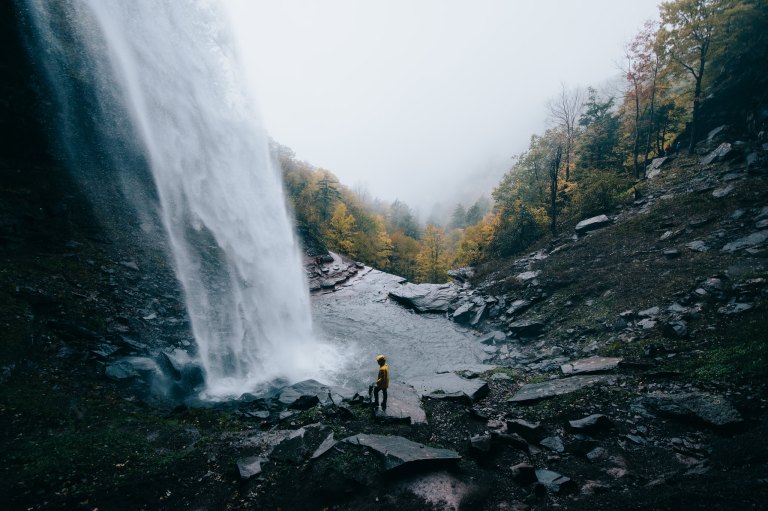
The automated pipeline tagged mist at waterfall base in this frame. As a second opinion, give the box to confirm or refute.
[25,0,346,400]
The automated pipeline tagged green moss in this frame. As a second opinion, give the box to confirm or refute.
[694,338,768,383]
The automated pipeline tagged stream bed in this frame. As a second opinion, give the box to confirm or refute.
[311,268,488,390]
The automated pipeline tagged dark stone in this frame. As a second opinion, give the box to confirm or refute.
[409,373,489,402]
[273,379,349,409]
[535,469,576,494]
[568,414,613,433]
[105,356,158,381]
[586,447,606,462]
[701,142,733,165]
[470,303,487,326]
[663,320,689,338]
[506,418,544,442]
[469,433,493,454]
[560,356,622,375]
[236,456,266,480]
[509,375,617,403]
[540,436,565,453]
[342,433,461,472]
[641,392,743,430]
[506,299,532,316]
[388,283,460,312]
[721,231,768,253]
[575,215,612,234]
[447,267,475,282]
[271,424,333,464]
[510,463,537,484]
[452,303,474,323]
[508,320,545,337]
[663,249,681,259]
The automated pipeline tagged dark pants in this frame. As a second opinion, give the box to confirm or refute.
[374,387,387,409]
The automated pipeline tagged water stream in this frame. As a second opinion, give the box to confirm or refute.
[25,0,340,399]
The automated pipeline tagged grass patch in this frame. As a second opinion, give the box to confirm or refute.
[694,338,768,383]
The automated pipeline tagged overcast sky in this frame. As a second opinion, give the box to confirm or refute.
[223,0,660,220]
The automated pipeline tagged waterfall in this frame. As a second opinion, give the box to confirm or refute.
[24,0,338,399]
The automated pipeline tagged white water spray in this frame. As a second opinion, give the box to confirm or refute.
[27,0,339,399]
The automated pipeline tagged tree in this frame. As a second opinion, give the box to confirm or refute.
[325,202,356,256]
[577,87,621,171]
[548,144,563,235]
[548,84,584,182]
[416,224,449,283]
[388,199,421,239]
[315,173,342,222]
[389,230,420,281]
[449,203,467,229]
[656,0,722,151]
[465,196,490,226]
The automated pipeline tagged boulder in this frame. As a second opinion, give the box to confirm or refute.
[721,230,768,252]
[470,303,487,326]
[506,299,532,316]
[646,156,670,178]
[686,240,710,252]
[663,320,688,338]
[510,463,537,484]
[274,379,331,409]
[506,419,544,442]
[452,303,474,323]
[712,184,735,198]
[409,372,489,402]
[373,382,427,425]
[236,456,266,480]
[535,469,576,494]
[388,283,460,312]
[508,320,545,337]
[540,436,565,453]
[516,271,541,282]
[469,433,493,454]
[447,267,475,282]
[343,434,461,472]
[641,392,743,430]
[700,142,733,165]
[560,356,622,375]
[575,215,612,234]
[271,424,333,464]
[568,414,614,433]
[105,356,159,381]
[509,375,617,403]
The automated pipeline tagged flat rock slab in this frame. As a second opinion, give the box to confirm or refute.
[236,456,266,480]
[575,214,611,234]
[641,392,743,429]
[509,375,617,403]
[343,433,461,471]
[388,283,460,312]
[273,379,354,409]
[409,372,489,402]
[374,382,427,425]
[561,356,622,375]
[536,469,576,494]
[721,230,768,252]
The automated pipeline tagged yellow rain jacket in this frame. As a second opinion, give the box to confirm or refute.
[376,355,389,389]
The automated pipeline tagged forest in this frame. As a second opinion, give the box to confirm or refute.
[278,0,768,282]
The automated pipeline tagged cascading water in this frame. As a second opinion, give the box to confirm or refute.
[24,0,339,399]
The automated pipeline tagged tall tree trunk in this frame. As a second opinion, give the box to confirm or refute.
[644,62,658,166]
[632,77,641,178]
[549,145,562,236]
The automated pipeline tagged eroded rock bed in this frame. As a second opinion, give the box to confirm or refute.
[2,139,768,510]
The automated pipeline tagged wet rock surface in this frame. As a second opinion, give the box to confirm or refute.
[3,100,768,511]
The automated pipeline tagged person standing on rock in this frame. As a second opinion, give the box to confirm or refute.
[373,355,389,410]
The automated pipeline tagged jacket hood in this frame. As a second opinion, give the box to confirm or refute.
[376,355,386,363]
